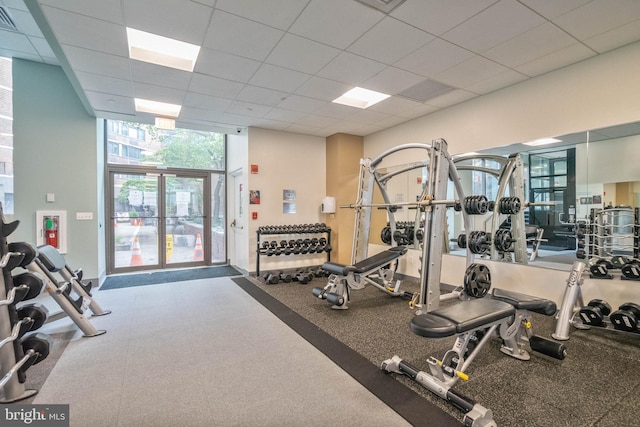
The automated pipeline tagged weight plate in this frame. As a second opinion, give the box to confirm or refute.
[463,263,491,298]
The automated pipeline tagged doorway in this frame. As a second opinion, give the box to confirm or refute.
[107,167,222,273]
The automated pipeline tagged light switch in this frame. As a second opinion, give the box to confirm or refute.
[46,193,55,202]
[76,212,93,220]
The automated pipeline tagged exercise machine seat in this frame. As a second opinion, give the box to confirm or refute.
[490,288,557,316]
[37,245,66,272]
[411,298,515,338]
[322,246,407,276]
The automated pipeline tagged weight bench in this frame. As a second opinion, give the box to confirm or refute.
[382,288,564,427]
[312,246,409,309]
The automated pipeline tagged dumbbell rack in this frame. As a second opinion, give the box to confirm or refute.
[577,207,640,260]
[256,224,331,276]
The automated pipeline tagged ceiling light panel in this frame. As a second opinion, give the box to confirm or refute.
[127,27,200,72]
[134,98,182,117]
[332,87,390,109]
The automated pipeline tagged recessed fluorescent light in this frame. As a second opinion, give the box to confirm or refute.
[522,137,562,146]
[155,117,176,130]
[126,27,200,72]
[332,87,390,109]
[134,98,181,117]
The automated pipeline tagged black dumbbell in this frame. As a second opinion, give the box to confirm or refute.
[296,270,313,284]
[262,272,279,285]
[578,299,611,327]
[589,259,613,278]
[621,260,640,280]
[610,302,640,332]
[610,256,630,269]
[279,271,293,283]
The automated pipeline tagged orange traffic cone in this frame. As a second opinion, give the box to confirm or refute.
[193,233,204,261]
[130,237,143,266]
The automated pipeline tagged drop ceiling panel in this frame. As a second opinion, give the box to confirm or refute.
[215,0,310,31]
[361,66,424,95]
[395,38,474,78]
[194,48,261,83]
[235,85,289,107]
[226,100,272,118]
[265,33,340,74]
[518,0,592,20]
[433,55,510,89]
[188,73,245,99]
[182,93,232,112]
[85,91,134,115]
[130,61,192,91]
[40,6,127,56]
[38,0,123,25]
[583,19,640,53]
[347,16,434,64]
[29,36,55,58]
[123,0,212,44]
[203,10,284,61]
[514,43,595,77]
[263,107,308,122]
[132,82,186,105]
[294,76,351,101]
[276,95,327,113]
[426,89,477,109]
[442,0,546,52]
[368,96,436,117]
[465,69,528,95]
[552,0,640,41]
[391,0,498,36]
[249,64,311,92]
[6,8,44,36]
[0,29,36,54]
[75,71,132,97]
[60,45,131,80]
[288,0,382,49]
[397,79,456,102]
[316,51,386,86]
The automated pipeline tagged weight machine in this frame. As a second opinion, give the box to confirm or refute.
[314,139,478,312]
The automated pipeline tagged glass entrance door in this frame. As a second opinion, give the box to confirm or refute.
[108,169,212,273]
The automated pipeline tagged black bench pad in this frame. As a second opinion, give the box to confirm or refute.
[322,246,407,276]
[37,244,66,272]
[411,298,515,338]
[491,288,556,316]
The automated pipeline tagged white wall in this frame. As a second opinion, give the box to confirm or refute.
[247,128,326,273]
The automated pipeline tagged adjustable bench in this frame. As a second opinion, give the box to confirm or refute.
[382,288,565,427]
[312,246,409,309]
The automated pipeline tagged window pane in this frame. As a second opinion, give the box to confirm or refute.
[106,120,225,170]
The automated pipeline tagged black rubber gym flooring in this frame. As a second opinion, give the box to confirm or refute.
[100,265,241,290]
[239,273,640,427]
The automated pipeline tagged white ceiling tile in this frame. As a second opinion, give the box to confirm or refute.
[515,43,596,77]
[41,6,127,57]
[374,115,416,128]
[39,0,123,24]
[203,10,284,61]
[130,61,192,90]
[395,38,474,78]
[519,0,591,19]
[362,67,424,95]
[277,95,327,113]
[2,0,28,11]
[434,55,509,88]
[7,8,46,37]
[289,0,382,49]
[266,33,340,74]
[313,102,358,119]
[263,108,308,122]
[189,73,245,99]
[29,37,55,58]
[296,114,338,128]
[75,71,132,96]
[552,0,640,40]
[367,96,434,116]
[0,30,36,54]
[250,119,290,131]
[61,45,131,79]
[226,101,272,118]
[284,123,325,135]
[85,91,134,114]
[347,109,393,125]
[484,23,577,68]
[249,64,311,92]
[180,106,223,121]
[347,16,434,64]
[236,85,289,107]
[584,19,640,53]
[426,89,478,108]
[295,76,352,101]
[398,79,457,102]
[215,0,310,30]
[194,48,261,83]
[465,69,528,94]
[182,93,233,112]
[132,82,186,105]
[391,0,498,35]
[124,0,212,45]
[192,0,216,7]
[442,0,546,52]
[316,51,386,85]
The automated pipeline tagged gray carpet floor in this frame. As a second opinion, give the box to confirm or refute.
[23,277,411,427]
[251,272,640,427]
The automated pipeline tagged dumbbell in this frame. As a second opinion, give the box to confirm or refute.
[610,255,630,269]
[16,304,49,336]
[578,299,611,327]
[610,303,640,332]
[296,270,313,284]
[279,271,293,283]
[262,272,279,285]
[621,260,640,280]
[589,259,613,278]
